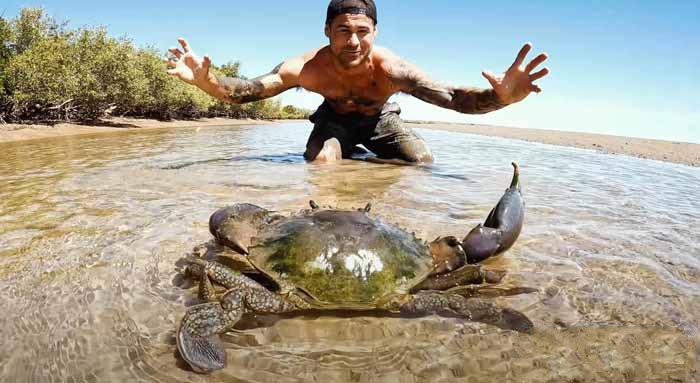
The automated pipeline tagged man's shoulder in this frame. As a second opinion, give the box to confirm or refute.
[297,45,332,64]
[372,45,399,60]
[275,46,329,78]
[372,46,414,80]
[372,46,410,73]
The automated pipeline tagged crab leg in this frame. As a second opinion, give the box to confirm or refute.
[185,258,245,300]
[462,163,524,263]
[177,266,296,373]
[410,265,505,292]
[399,292,533,333]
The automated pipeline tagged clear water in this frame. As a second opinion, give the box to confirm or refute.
[0,122,698,382]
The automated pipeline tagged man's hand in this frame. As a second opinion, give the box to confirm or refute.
[482,43,549,105]
[164,37,299,104]
[165,38,213,89]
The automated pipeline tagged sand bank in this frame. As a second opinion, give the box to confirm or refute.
[0,117,271,144]
[409,122,700,167]
[2,118,698,167]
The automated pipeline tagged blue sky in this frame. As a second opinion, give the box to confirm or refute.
[4,1,699,143]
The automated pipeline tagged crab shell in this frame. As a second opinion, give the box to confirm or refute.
[230,206,447,308]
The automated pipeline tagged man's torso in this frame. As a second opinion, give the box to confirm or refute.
[295,46,400,116]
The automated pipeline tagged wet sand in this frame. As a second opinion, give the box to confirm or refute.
[409,122,700,167]
[0,117,271,143]
[2,118,699,167]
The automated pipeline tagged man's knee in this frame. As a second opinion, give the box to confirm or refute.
[305,138,342,163]
[398,140,434,164]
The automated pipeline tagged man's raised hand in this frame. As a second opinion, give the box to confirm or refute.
[165,38,213,87]
[482,43,550,105]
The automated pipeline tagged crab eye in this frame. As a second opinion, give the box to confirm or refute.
[447,237,460,247]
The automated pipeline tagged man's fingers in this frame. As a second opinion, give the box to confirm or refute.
[529,67,550,81]
[482,71,499,88]
[525,53,548,73]
[203,54,211,72]
[531,84,542,93]
[178,37,191,53]
[164,58,176,68]
[169,47,183,59]
[511,42,532,70]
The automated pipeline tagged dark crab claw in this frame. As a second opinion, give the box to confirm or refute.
[462,163,524,263]
[177,303,229,373]
[363,202,372,213]
[309,200,320,210]
[209,204,269,255]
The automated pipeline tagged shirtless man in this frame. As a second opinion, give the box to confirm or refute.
[166,0,549,164]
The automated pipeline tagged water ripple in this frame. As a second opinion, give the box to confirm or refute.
[0,123,698,382]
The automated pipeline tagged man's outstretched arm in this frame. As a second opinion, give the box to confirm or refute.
[386,43,549,114]
[166,38,300,104]
[211,62,292,104]
[388,59,506,114]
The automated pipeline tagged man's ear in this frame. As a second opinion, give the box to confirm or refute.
[324,24,330,38]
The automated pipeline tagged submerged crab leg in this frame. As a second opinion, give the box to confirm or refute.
[462,162,524,263]
[399,292,533,333]
[447,285,539,299]
[411,265,505,292]
[177,261,296,373]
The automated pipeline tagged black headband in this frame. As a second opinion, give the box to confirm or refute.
[326,0,378,25]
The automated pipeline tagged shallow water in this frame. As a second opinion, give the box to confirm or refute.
[0,122,698,382]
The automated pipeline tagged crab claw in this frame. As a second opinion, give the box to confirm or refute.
[225,238,249,255]
[209,204,269,255]
[177,303,229,373]
[462,163,524,263]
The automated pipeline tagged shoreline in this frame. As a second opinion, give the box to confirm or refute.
[0,117,274,143]
[1,118,698,167]
[408,122,699,167]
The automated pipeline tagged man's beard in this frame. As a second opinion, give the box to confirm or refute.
[337,49,370,69]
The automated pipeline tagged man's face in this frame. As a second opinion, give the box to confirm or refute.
[325,13,376,69]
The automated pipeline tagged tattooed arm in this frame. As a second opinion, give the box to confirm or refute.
[166,38,301,104]
[386,58,506,115]
[384,43,549,114]
[209,61,298,104]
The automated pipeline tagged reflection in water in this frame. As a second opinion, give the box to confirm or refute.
[0,122,698,382]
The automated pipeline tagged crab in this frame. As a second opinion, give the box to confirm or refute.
[178,163,530,373]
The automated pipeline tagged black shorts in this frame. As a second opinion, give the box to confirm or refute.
[305,101,433,163]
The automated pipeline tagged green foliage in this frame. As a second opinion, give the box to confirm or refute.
[10,8,64,55]
[281,103,311,119]
[6,36,78,119]
[218,61,241,77]
[0,7,310,123]
[0,16,11,103]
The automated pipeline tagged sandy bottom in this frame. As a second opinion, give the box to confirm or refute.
[2,117,698,167]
